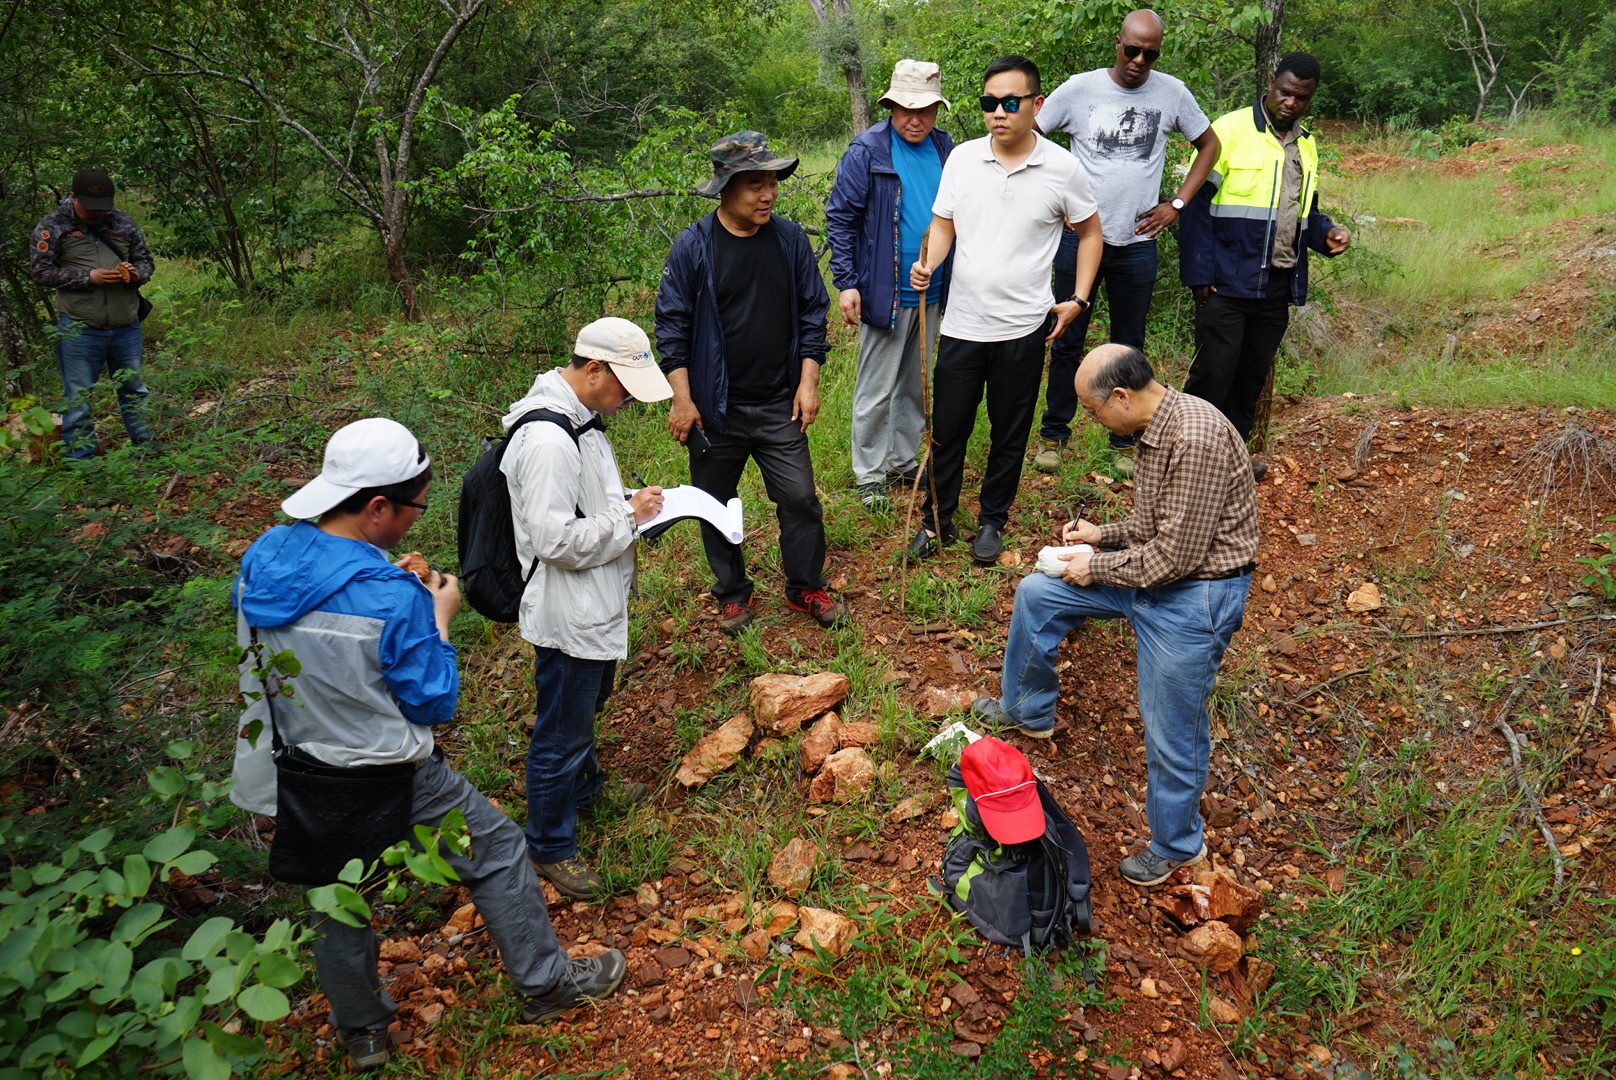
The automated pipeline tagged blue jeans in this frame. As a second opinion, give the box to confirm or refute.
[525,646,616,863]
[998,571,1248,861]
[56,315,150,458]
[1042,234,1158,445]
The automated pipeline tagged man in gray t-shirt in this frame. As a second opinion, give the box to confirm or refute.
[1031,8,1220,478]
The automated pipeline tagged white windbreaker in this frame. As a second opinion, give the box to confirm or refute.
[501,369,638,661]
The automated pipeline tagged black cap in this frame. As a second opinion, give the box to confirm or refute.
[71,168,116,211]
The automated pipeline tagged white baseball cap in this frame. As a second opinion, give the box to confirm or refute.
[574,317,673,403]
[281,417,430,520]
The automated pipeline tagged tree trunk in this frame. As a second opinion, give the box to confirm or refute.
[808,0,870,135]
[1254,0,1285,94]
[0,274,24,398]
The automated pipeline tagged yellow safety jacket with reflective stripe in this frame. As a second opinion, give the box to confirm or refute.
[1178,99,1340,306]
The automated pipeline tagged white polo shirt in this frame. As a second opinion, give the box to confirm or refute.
[933,133,1098,342]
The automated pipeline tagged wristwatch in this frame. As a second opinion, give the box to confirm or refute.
[1169,197,1186,211]
[1068,294,1092,311]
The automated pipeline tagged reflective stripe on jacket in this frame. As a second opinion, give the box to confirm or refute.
[1177,100,1339,306]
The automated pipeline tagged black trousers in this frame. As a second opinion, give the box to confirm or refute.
[919,324,1047,534]
[689,396,827,606]
[1183,291,1291,442]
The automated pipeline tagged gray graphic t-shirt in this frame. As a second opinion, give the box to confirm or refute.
[1038,69,1210,246]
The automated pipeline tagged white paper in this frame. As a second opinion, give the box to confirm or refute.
[921,721,984,759]
[1036,543,1094,577]
[633,485,744,544]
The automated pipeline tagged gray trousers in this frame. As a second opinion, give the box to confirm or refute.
[850,302,938,486]
[309,755,567,1031]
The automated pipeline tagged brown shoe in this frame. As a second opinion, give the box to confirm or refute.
[717,599,754,636]
[531,854,604,901]
[786,588,850,629]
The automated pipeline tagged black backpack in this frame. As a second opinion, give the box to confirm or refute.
[456,408,592,622]
[933,762,1094,955]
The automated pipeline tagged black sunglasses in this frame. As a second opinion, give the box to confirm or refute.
[1121,44,1161,62]
[978,94,1029,114]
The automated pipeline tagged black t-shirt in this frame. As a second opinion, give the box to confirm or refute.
[712,218,793,405]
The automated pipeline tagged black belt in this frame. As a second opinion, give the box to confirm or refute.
[1196,562,1256,581]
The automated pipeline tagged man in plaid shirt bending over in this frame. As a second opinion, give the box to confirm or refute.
[971,343,1258,887]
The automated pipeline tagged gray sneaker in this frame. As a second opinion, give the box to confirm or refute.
[520,949,627,1023]
[1119,843,1208,887]
[969,696,1054,740]
[336,1026,391,1071]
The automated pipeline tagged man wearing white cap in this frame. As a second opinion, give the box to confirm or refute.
[231,418,625,1071]
[501,317,672,901]
[826,59,955,511]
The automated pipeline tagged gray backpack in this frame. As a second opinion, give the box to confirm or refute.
[933,763,1094,955]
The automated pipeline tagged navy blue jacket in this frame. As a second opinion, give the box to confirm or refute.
[654,212,830,434]
[825,120,954,330]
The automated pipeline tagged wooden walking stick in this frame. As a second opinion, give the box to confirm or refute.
[899,229,944,611]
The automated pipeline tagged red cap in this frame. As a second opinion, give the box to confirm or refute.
[960,737,1043,844]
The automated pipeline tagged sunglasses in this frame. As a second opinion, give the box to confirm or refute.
[1121,44,1161,62]
[978,94,1029,114]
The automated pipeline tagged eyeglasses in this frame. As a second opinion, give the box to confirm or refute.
[1121,44,1161,62]
[391,498,429,512]
[978,94,1029,114]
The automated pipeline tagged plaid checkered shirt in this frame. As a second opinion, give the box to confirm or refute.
[1089,387,1260,588]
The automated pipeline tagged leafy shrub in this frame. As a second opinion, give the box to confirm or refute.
[1576,514,1616,600]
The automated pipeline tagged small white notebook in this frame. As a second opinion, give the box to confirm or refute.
[633,485,744,544]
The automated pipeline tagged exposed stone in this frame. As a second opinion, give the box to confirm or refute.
[1138,977,1159,998]
[1154,875,1265,934]
[632,960,666,988]
[676,713,754,787]
[751,673,851,735]
[808,747,876,803]
[799,713,843,774]
[654,946,692,969]
[739,929,771,960]
[793,907,858,958]
[920,685,975,716]
[837,721,879,748]
[949,1041,982,1058]
[886,792,937,823]
[767,837,821,895]
[1346,582,1383,612]
[1160,1037,1187,1072]
[379,939,422,962]
[1208,996,1242,1024]
[1179,920,1243,974]
[635,882,660,910]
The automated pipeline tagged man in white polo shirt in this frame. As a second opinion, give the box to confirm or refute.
[908,54,1102,565]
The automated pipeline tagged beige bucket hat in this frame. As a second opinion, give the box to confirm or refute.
[878,59,951,111]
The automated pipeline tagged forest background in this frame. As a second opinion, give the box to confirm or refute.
[2,0,1615,1077]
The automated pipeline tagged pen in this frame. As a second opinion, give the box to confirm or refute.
[1065,502,1085,539]
[631,470,648,489]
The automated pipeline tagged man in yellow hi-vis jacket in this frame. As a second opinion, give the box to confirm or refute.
[1179,51,1349,478]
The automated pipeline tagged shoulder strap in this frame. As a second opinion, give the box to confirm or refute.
[506,407,604,448]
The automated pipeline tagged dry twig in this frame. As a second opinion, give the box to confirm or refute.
[1491,659,1565,891]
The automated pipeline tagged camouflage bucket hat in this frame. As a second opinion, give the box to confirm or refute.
[695,130,800,198]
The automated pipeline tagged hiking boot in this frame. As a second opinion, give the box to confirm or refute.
[336,1026,391,1071]
[717,599,754,636]
[787,588,850,629]
[971,523,1003,565]
[1033,438,1066,473]
[1119,843,1208,887]
[857,481,890,511]
[531,854,605,901]
[520,949,628,1024]
[970,696,1054,740]
[1111,444,1136,479]
[1250,457,1268,482]
[583,779,651,814]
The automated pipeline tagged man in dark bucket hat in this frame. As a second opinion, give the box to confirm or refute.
[694,130,800,196]
[656,131,849,636]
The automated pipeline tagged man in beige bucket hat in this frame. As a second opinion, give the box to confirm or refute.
[827,61,955,511]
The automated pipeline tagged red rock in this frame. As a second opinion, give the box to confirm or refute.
[1180,920,1243,973]
[1160,1037,1187,1072]
[807,748,876,803]
[837,721,878,748]
[675,713,754,787]
[767,837,821,895]
[739,929,771,960]
[654,946,692,968]
[750,673,850,735]
[886,792,937,823]
[379,939,422,962]
[632,960,665,988]
[799,713,843,774]
[793,907,858,958]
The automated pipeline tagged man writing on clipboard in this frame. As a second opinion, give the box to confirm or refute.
[501,317,670,901]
